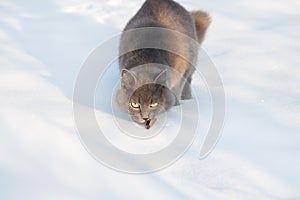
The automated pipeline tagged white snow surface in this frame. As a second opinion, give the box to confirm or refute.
[0,0,299,199]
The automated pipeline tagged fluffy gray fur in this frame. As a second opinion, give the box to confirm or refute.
[116,0,210,126]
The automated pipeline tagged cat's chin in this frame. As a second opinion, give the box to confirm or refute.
[131,116,157,129]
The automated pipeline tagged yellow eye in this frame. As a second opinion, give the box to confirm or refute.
[131,102,140,108]
[150,102,158,107]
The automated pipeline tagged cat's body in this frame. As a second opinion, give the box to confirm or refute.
[116,0,210,128]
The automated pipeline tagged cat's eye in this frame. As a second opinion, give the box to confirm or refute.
[150,102,158,107]
[131,102,140,108]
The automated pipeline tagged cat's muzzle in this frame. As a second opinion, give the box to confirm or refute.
[143,118,156,129]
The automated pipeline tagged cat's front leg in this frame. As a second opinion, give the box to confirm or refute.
[181,76,192,100]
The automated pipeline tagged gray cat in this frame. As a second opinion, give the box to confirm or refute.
[116,0,210,129]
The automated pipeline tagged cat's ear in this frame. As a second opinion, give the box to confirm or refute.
[121,69,137,88]
[154,69,169,87]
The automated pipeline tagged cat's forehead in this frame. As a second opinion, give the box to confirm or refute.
[131,84,161,101]
[130,63,167,84]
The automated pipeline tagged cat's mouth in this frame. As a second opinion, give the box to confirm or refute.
[143,118,156,129]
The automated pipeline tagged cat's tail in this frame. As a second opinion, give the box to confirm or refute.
[191,11,211,44]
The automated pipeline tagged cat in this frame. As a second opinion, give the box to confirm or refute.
[116,0,210,129]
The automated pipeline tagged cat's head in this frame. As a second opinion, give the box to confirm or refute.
[116,67,175,124]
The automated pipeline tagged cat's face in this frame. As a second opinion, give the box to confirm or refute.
[116,67,175,125]
[128,83,174,123]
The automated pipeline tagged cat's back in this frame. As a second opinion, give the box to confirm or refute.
[124,0,196,39]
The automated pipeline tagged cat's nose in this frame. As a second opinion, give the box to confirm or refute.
[143,118,149,121]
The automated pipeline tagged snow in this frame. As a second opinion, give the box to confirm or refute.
[0,0,299,199]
